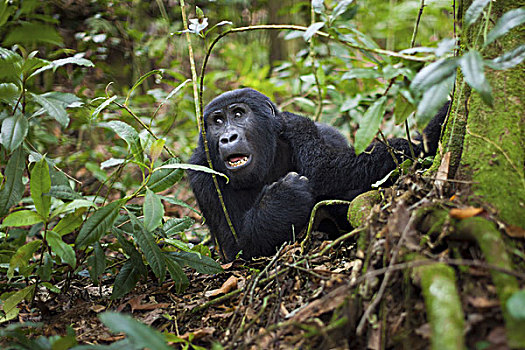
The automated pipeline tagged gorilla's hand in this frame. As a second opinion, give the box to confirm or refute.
[262,172,314,220]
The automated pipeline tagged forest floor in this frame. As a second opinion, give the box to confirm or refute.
[5,174,525,349]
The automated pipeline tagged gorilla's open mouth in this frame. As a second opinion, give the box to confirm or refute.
[226,154,252,170]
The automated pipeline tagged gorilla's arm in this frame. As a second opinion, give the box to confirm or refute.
[189,148,315,260]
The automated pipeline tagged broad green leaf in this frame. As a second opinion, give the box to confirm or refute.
[354,96,387,155]
[0,112,28,152]
[304,22,324,42]
[312,0,325,14]
[155,163,228,182]
[98,312,172,350]
[3,22,63,46]
[0,285,35,323]
[168,251,223,275]
[0,83,19,105]
[125,69,163,105]
[129,212,166,282]
[143,188,164,232]
[149,139,165,163]
[51,199,94,218]
[485,8,525,47]
[29,55,94,79]
[75,200,123,249]
[163,217,194,236]
[459,50,492,106]
[341,68,381,80]
[331,0,355,22]
[165,256,189,293]
[394,93,415,125]
[111,258,143,299]
[101,157,126,169]
[507,289,525,320]
[0,48,22,84]
[159,196,200,215]
[88,242,106,285]
[101,121,144,164]
[53,211,84,236]
[21,56,48,77]
[47,230,76,268]
[465,0,490,27]
[2,210,43,227]
[36,252,53,282]
[48,185,83,200]
[486,45,525,70]
[416,74,455,129]
[30,93,68,127]
[410,58,458,97]
[30,157,51,219]
[41,282,61,294]
[0,147,25,216]
[147,158,184,193]
[163,238,194,253]
[91,95,117,119]
[7,240,41,279]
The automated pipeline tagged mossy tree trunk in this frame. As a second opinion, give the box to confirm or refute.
[441,0,525,228]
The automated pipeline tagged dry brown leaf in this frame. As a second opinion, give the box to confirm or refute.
[435,151,451,194]
[449,207,484,219]
[505,224,525,239]
[90,304,106,313]
[467,296,500,308]
[179,327,215,341]
[205,275,238,298]
[288,285,348,322]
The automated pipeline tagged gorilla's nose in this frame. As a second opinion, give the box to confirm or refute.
[220,131,239,145]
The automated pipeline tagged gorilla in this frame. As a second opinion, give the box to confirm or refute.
[189,88,448,261]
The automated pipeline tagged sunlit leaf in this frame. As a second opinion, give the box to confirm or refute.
[485,8,525,47]
[341,68,381,80]
[47,230,76,268]
[30,157,51,219]
[143,188,164,232]
[304,22,325,42]
[312,0,325,14]
[2,210,43,228]
[53,211,84,236]
[465,0,490,27]
[354,96,387,155]
[99,312,172,350]
[30,92,81,128]
[331,0,354,22]
[91,95,117,119]
[459,50,492,106]
[486,44,525,70]
[101,121,144,164]
[0,112,28,152]
[29,55,94,79]
[0,285,35,323]
[394,92,415,125]
[75,200,124,249]
[149,139,165,163]
[155,162,228,182]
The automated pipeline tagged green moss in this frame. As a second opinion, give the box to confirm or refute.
[347,190,381,227]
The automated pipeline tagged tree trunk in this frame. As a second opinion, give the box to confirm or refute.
[442,0,525,228]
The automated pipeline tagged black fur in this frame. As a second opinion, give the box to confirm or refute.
[189,88,448,261]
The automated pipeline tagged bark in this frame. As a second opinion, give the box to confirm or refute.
[441,0,525,227]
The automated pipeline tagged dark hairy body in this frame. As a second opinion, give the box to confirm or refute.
[189,88,448,261]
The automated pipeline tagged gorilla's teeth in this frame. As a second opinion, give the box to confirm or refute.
[228,156,248,167]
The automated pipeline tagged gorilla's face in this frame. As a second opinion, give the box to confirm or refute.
[203,89,283,188]
[207,102,255,173]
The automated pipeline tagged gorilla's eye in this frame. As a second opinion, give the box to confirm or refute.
[234,110,243,118]
[213,115,224,124]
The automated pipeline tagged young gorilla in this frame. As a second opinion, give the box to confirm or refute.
[189,88,447,261]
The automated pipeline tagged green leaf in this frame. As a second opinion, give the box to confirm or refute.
[354,96,387,155]
[47,230,76,268]
[485,44,525,70]
[129,212,166,282]
[88,242,106,285]
[51,198,94,218]
[143,188,164,232]
[464,0,490,27]
[30,157,51,219]
[98,312,172,350]
[165,255,189,293]
[0,285,35,323]
[163,217,194,236]
[3,22,63,46]
[159,196,200,215]
[36,252,53,282]
[0,48,22,84]
[168,251,223,275]
[507,289,525,320]
[7,240,41,279]
[149,139,165,163]
[485,8,525,47]
[341,68,381,80]
[75,200,123,250]
[91,95,117,119]
[416,74,454,129]
[125,69,163,105]
[304,22,324,42]
[101,121,144,164]
[312,0,325,14]
[0,112,28,152]
[29,55,94,79]
[30,93,69,127]
[101,157,126,169]
[0,147,25,216]
[53,211,84,236]
[111,258,143,299]
[155,162,228,182]
[0,83,19,105]
[394,93,415,125]
[48,184,83,200]
[331,0,355,22]
[410,58,458,97]
[147,158,184,193]
[41,282,61,294]
[2,210,43,228]
[459,50,492,106]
